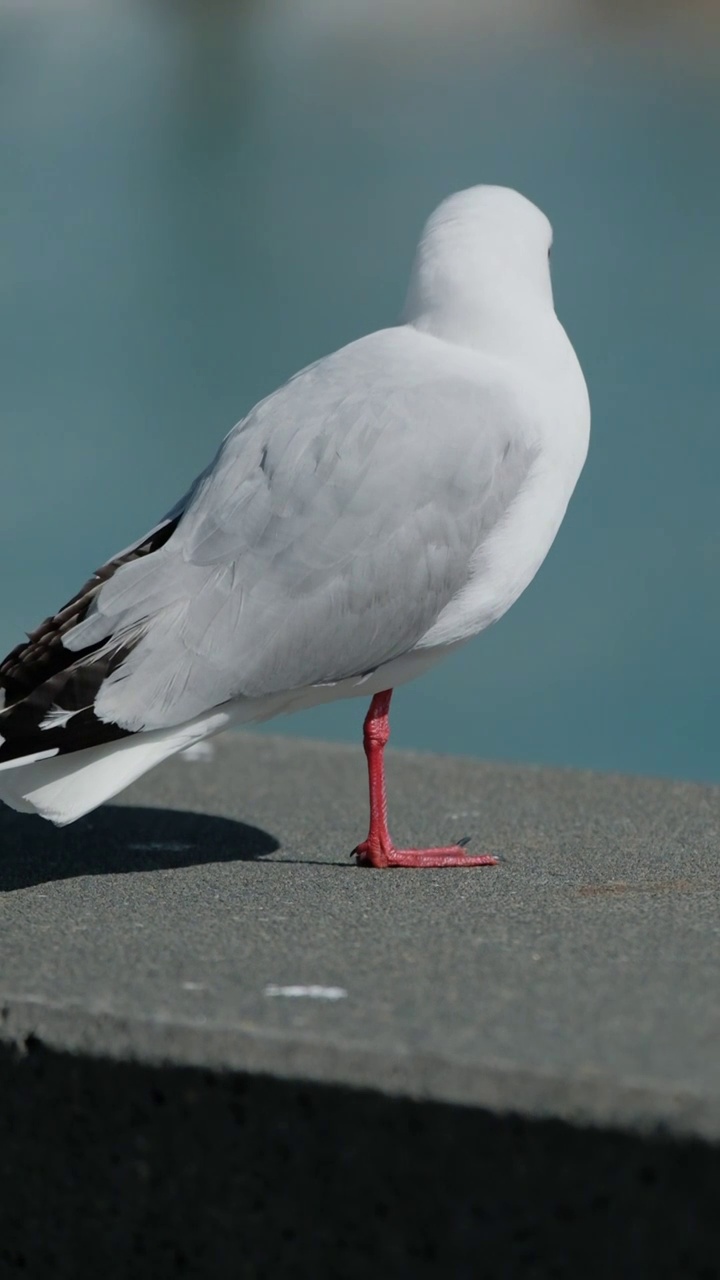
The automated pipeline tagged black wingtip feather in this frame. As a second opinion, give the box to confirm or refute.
[0,512,182,765]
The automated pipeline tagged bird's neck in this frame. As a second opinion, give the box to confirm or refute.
[407,287,568,379]
[404,247,559,357]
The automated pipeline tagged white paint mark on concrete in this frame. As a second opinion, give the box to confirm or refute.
[264,984,348,1001]
[180,741,215,762]
[181,981,206,991]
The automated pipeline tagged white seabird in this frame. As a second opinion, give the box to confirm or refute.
[0,185,590,866]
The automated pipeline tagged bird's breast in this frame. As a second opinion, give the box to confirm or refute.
[415,439,586,651]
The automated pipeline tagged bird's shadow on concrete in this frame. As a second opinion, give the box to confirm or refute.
[0,804,280,891]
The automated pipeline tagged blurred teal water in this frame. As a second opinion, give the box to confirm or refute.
[1,4,719,781]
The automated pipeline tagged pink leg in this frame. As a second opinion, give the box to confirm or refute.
[353,689,499,869]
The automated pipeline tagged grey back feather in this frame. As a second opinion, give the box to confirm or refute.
[64,329,537,731]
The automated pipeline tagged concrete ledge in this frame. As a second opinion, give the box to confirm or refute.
[1,732,719,1276]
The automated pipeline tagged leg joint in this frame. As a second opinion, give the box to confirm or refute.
[364,723,390,749]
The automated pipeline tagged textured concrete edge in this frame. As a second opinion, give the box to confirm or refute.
[2,994,718,1145]
[232,729,719,794]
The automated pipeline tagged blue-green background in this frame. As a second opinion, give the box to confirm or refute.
[1,2,718,781]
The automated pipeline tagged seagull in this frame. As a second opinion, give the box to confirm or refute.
[0,185,590,867]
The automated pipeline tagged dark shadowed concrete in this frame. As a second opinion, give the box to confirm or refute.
[1,733,719,1277]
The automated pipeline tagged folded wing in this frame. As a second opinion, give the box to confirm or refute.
[0,330,537,758]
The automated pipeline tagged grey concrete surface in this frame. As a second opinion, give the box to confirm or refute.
[1,733,719,1278]
[2,731,719,1136]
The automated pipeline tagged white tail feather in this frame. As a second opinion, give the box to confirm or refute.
[0,710,230,826]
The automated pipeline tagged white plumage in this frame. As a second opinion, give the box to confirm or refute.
[0,185,589,829]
